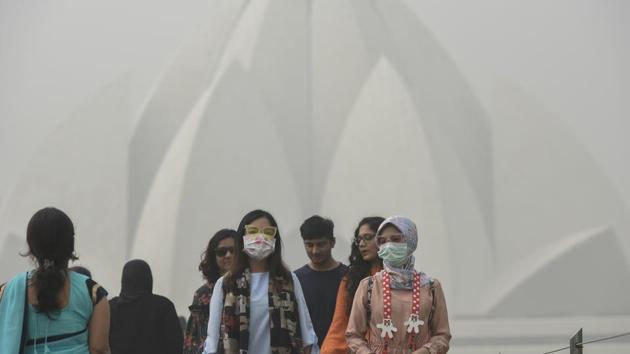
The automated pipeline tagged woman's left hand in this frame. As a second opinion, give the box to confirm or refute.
[411,348,430,354]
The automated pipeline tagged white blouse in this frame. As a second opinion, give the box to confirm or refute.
[202,272,319,354]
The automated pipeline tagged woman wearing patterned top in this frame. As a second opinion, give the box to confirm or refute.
[183,229,237,354]
[202,209,318,354]
[346,216,451,354]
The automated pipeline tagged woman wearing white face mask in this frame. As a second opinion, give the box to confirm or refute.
[202,210,318,354]
[346,216,451,354]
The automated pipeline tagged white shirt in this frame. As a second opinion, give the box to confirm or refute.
[202,272,319,354]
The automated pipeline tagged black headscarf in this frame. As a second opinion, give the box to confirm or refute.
[109,259,183,354]
[118,259,153,303]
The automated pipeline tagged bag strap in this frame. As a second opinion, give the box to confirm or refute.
[427,279,436,333]
[366,276,373,323]
[19,272,29,354]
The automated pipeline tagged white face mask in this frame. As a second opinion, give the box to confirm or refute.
[243,234,275,260]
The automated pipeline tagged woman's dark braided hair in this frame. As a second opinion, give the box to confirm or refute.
[24,207,78,316]
[345,216,384,313]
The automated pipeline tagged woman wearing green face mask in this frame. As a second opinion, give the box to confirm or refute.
[346,216,451,354]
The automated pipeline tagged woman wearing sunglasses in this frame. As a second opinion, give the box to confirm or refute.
[184,229,237,354]
[346,216,451,354]
[202,210,318,354]
[321,216,384,354]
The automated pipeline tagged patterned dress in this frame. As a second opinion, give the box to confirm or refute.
[183,282,214,354]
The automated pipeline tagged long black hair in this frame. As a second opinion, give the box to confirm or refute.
[345,216,384,313]
[199,228,237,283]
[223,210,292,292]
[24,207,78,315]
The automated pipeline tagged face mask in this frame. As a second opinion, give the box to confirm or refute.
[243,234,275,260]
[378,242,408,266]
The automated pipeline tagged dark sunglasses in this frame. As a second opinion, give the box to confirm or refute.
[215,247,235,257]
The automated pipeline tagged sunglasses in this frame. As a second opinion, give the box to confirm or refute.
[244,225,278,240]
[354,233,376,245]
[376,233,404,246]
[215,247,235,257]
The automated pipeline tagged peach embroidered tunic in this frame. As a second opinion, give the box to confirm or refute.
[346,272,451,354]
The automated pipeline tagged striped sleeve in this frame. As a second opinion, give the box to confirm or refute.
[85,278,108,304]
[0,283,5,301]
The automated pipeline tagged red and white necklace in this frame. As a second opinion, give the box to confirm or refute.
[376,270,423,353]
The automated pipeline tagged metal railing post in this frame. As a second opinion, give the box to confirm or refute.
[570,328,583,354]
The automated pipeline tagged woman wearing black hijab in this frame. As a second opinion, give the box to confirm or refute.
[109,259,183,354]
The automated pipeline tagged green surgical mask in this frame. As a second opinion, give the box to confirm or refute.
[377,242,408,266]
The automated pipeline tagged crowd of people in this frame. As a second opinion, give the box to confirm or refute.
[0,207,451,354]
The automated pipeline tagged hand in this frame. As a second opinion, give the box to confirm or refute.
[411,348,430,354]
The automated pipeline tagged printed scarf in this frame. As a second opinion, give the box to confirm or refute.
[220,268,303,354]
